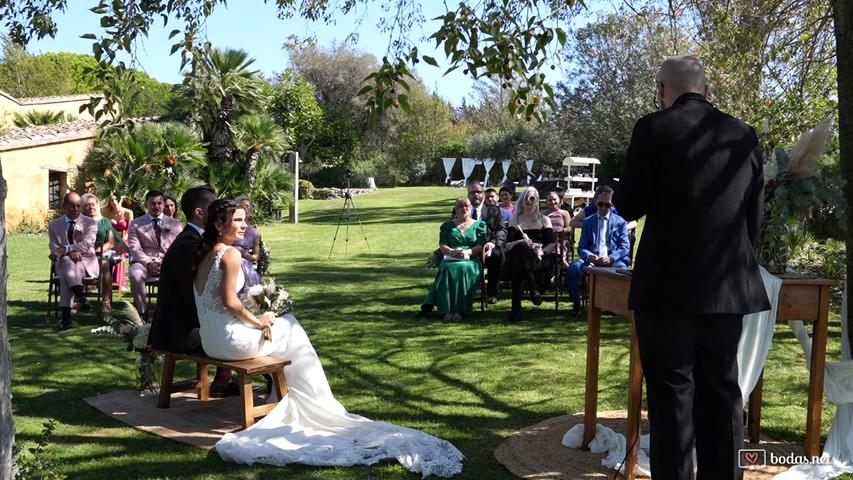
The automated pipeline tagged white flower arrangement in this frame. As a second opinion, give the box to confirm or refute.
[74,222,84,233]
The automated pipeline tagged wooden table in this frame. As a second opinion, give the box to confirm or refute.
[582,267,836,480]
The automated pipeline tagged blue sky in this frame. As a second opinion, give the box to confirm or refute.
[26,2,484,106]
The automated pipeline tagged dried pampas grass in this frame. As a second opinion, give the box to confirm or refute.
[788,116,833,179]
[116,300,144,326]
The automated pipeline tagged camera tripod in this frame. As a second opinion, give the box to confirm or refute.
[328,176,373,260]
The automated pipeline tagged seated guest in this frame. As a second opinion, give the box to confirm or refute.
[505,187,555,323]
[499,185,515,214]
[163,193,179,219]
[127,190,183,321]
[454,181,506,304]
[101,191,133,292]
[419,196,486,321]
[81,192,127,313]
[485,188,511,227]
[48,192,98,330]
[569,184,622,230]
[543,190,572,270]
[565,187,631,316]
[233,195,262,289]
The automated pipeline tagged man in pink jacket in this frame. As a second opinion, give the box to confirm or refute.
[48,191,99,330]
[127,190,183,321]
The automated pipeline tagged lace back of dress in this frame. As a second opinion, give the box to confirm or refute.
[195,247,229,319]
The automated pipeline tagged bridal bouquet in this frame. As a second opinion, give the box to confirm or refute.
[241,278,293,341]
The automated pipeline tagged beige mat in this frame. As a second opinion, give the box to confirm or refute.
[495,411,799,479]
[84,389,269,449]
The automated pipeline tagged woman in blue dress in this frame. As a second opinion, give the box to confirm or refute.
[420,196,487,321]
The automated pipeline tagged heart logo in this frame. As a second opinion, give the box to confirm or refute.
[745,452,759,464]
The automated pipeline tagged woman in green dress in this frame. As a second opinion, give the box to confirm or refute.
[420,196,487,321]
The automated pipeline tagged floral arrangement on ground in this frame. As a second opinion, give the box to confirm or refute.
[91,301,161,393]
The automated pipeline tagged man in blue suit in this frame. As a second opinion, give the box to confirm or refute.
[565,185,630,316]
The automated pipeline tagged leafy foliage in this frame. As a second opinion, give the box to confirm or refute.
[12,420,63,480]
[12,110,77,127]
[81,121,207,215]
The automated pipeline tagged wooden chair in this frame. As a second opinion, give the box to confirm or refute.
[145,276,160,314]
[46,259,102,323]
[156,351,291,430]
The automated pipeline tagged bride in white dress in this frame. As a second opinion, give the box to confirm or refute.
[192,199,464,477]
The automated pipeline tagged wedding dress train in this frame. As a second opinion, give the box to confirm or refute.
[195,247,464,477]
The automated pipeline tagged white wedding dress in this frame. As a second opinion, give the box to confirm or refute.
[195,247,464,477]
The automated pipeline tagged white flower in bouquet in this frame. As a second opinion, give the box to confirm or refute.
[242,278,293,316]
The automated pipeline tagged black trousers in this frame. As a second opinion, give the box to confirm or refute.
[505,245,553,312]
[484,246,505,297]
[635,311,744,480]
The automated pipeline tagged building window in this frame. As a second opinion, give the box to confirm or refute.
[48,171,65,210]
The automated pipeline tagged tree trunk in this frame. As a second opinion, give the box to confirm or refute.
[832,0,853,352]
[0,162,14,478]
[208,96,235,165]
[244,149,260,185]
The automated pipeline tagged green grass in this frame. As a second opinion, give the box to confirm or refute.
[8,186,851,479]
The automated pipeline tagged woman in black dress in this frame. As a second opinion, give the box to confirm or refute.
[505,186,555,322]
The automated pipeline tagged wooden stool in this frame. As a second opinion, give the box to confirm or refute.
[156,351,291,429]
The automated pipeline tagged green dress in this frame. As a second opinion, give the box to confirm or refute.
[422,220,487,315]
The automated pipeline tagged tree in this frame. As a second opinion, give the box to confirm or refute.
[12,110,77,127]
[269,70,324,172]
[173,47,267,165]
[554,6,677,164]
[81,121,207,215]
[391,89,456,184]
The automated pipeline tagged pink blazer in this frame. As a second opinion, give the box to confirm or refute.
[127,215,184,266]
[48,215,99,276]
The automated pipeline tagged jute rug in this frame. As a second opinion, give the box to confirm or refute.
[495,411,800,479]
[84,389,268,449]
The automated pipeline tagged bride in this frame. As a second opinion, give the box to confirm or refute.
[193,199,464,477]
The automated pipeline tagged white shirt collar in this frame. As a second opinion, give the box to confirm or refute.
[149,214,163,222]
[187,222,204,235]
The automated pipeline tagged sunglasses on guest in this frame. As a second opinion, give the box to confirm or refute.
[597,202,612,208]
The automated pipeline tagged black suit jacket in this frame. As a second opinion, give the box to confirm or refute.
[451,203,507,250]
[149,226,204,352]
[615,93,770,315]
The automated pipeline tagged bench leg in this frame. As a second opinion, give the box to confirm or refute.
[239,372,255,429]
[197,362,209,401]
[158,355,177,408]
[272,369,288,399]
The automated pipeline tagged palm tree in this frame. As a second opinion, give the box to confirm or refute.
[83,121,206,213]
[233,113,292,184]
[174,47,267,165]
[13,110,77,127]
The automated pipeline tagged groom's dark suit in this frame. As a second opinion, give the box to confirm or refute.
[149,225,204,353]
[616,92,770,480]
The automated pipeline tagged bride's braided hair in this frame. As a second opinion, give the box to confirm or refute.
[198,198,241,259]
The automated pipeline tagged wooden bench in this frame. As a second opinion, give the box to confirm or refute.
[156,351,291,429]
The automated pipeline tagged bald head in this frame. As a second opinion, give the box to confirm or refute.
[656,55,708,109]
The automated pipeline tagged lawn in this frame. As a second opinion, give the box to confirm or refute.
[8,186,850,479]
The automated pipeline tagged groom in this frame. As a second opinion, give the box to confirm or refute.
[149,186,246,397]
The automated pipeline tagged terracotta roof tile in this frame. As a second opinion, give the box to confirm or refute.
[0,117,159,151]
